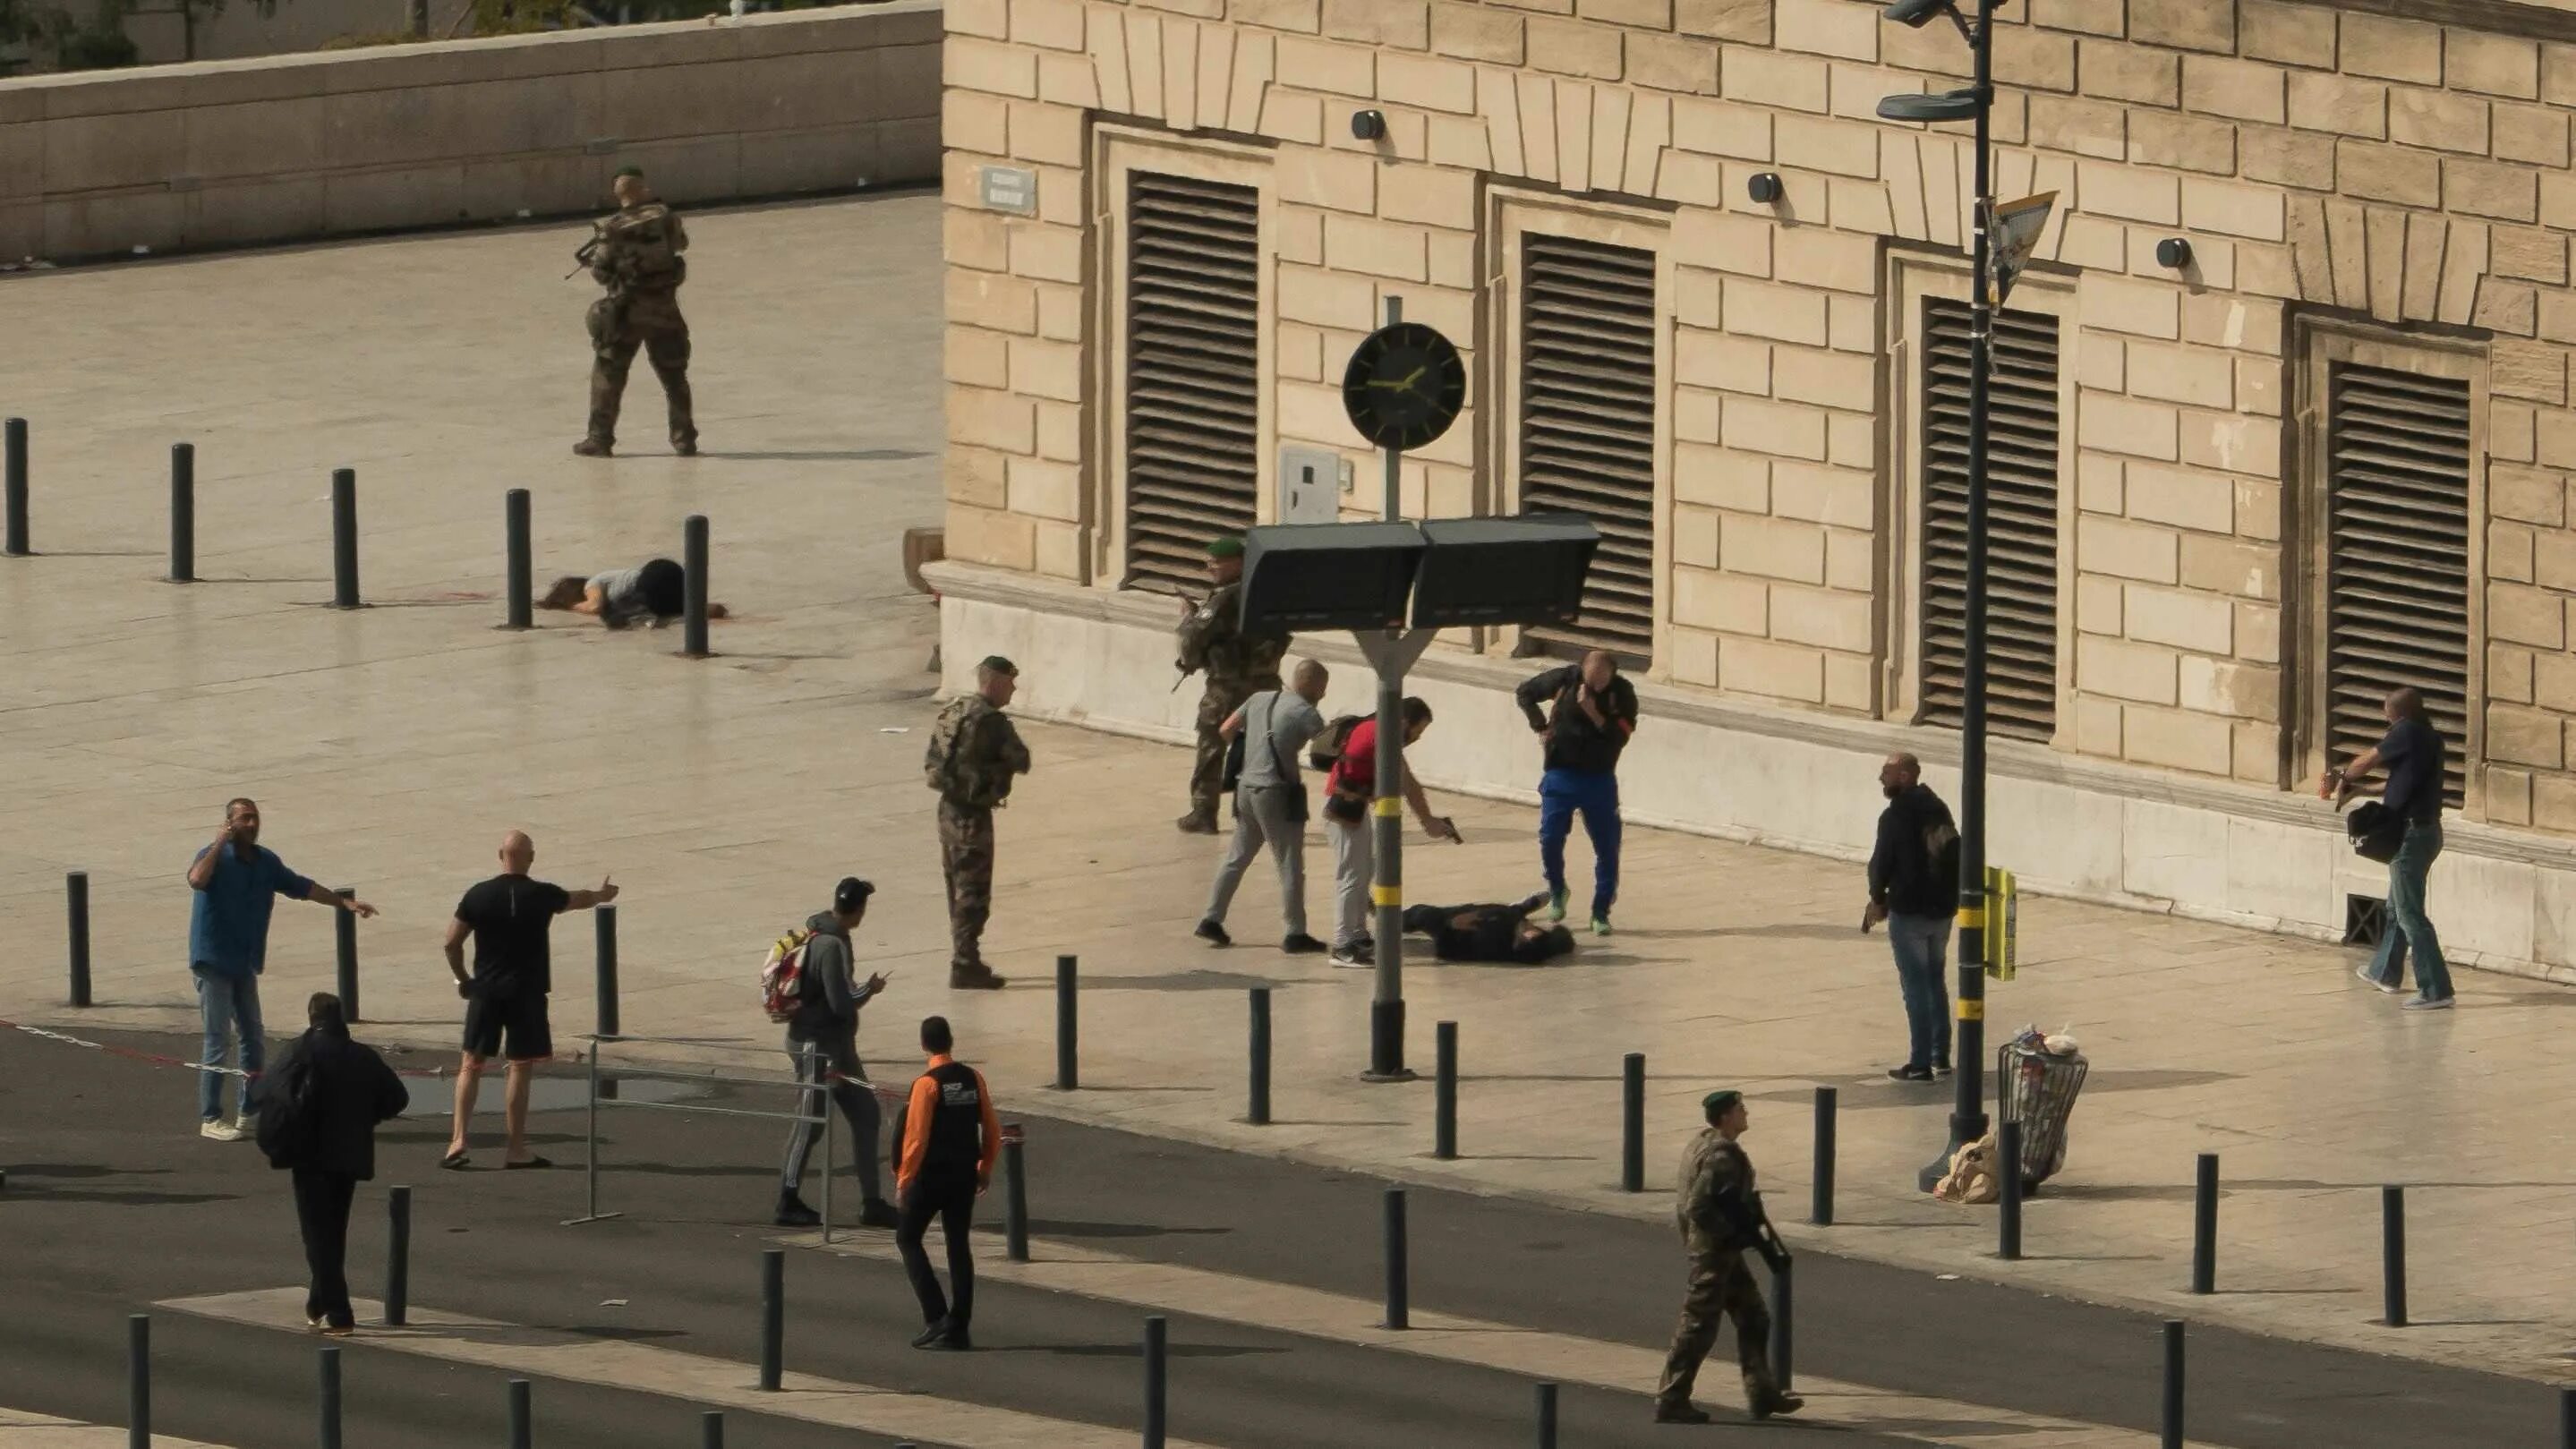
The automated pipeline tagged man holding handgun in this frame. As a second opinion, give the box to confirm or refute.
[1654,1089,1803,1425]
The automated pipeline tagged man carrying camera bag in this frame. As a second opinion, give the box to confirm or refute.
[1196,660,1333,955]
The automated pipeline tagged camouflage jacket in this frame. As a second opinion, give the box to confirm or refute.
[1675,1129,1757,1256]
[925,696,1032,811]
[1174,580,1287,686]
[588,201,689,296]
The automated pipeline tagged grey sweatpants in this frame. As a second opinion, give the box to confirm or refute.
[1205,785,1309,936]
[780,1028,883,1203]
[1330,815,1374,951]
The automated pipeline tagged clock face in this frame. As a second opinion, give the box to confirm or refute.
[1341,321,1468,451]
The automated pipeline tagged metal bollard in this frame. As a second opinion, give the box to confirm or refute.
[66,871,91,1008]
[169,443,194,584]
[2191,1153,2218,1294]
[1142,1315,1168,1449]
[1053,955,1078,1090]
[507,1378,532,1449]
[1533,1382,1558,1449]
[1003,1134,1029,1263]
[2561,1385,2574,1449]
[1770,1256,1794,1392]
[760,1249,785,1390]
[330,467,359,609]
[335,888,361,1021]
[1433,1021,1457,1161]
[1383,1188,1409,1330]
[4,416,27,557]
[126,1314,149,1449]
[701,1411,724,1447]
[504,488,532,630]
[1999,1120,2023,1261]
[319,1345,342,1449]
[682,514,711,657]
[2160,1320,2183,1449]
[594,906,619,1101]
[1247,987,1271,1126]
[386,1184,411,1327]
[1619,1053,1645,1193]
[2383,1185,2407,1327]
[1809,1086,1836,1226]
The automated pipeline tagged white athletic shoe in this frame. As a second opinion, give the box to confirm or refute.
[200,1119,248,1142]
[235,1111,260,1139]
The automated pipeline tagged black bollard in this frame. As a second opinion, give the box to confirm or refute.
[1143,1315,1168,1449]
[2160,1320,2183,1449]
[1809,1086,1836,1226]
[682,514,711,657]
[1433,1020,1457,1160]
[386,1184,411,1327]
[2382,1185,2407,1327]
[66,870,91,1008]
[701,1411,724,1448]
[169,443,194,584]
[2562,1385,2574,1449]
[330,468,359,609]
[760,1248,785,1390]
[594,906,620,1101]
[126,1313,149,1449]
[1053,955,1078,1090]
[3,416,26,557]
[1533,1382,1558,1449]
[335,888,361,1022]
[1999,1120,2023,1261]
[1383,1188,1409,1330]
[1770,1256,1794,1392]
[504,488,532,630]
[1247,987,1271,1126]
[319,1345,342,1449]
[1003,1134,1029,1263]
[507,1378,532,1449]
[1619,1053,1645,1193]
[2191,1153,2218,1294]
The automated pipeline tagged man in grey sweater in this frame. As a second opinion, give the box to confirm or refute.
[776,876,897,1229]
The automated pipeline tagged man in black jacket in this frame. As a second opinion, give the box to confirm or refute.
[1514,650,1639,935]
[259,993,409,1335]
[777,876,896,1230]
[1863,754,1958,1083]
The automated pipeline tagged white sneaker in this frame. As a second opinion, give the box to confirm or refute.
[2401,995,2455,1011]
[200,1119,247,1142]
[2353,967,2401,995]
[235,1111,260,1138]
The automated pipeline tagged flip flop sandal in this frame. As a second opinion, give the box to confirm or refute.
[503,1155,553,1171]
[439,1149,470,1170]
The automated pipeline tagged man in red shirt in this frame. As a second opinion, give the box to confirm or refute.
[1322,697,1458,967]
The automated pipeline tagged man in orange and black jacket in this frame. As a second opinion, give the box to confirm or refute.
[893,1014,1000,1350]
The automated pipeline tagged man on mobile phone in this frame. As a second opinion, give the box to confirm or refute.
[776,876,897,1230]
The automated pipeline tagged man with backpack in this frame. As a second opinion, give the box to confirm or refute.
[924,657,1030,989]
[1514,650,1640,936]
[1862,754,1958,1083]
[1195,658,1331,953]
[772,876,897,1230]
[574,165,696,458]
[258,993,409,1337]
[1173,535,1289,834]
[1323,697,1460,967]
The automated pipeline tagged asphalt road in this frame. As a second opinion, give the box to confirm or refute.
[0,1027,2558,1447]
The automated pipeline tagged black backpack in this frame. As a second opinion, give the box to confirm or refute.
[257,1037,325,1169]
[1309,714,1365,772]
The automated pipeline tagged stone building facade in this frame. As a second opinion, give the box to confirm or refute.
[926,0,2576,983]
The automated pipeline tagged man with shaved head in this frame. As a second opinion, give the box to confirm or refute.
[2326,687,2455,1009]
[1196,657,1333,953]
[1864,753,1959,1082]
[440,831,619,1168]
[1514,648,1639,935]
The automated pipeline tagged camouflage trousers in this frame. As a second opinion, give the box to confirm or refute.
[1188,675,1280,818]
[585,294,696,449]
[1655,1249,1779,1411]
[938,799,996,970]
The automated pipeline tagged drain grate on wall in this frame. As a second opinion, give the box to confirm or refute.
[2343,894,2387,949]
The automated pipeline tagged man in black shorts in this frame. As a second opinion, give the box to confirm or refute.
[440,831,617,1169]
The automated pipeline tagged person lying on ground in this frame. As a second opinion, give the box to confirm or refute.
[537,558,729,628]
[1400,892,1576,965]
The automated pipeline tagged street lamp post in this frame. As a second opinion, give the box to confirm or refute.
[1876,0,1998,1191]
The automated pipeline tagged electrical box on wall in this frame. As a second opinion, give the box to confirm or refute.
[1278,446,1352,524]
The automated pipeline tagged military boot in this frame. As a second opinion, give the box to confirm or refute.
[950,961,1008,991]
[573,437,614,457]
[1175,807,1220,834]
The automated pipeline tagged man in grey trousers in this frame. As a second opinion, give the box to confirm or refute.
[776,876,899,1229]
[1195,659,1332,955]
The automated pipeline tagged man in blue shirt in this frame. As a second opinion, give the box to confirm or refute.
[2325,689,2455,1010]
[186,798,378,1139]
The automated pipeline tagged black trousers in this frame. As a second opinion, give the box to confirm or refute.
[896,1176,977,1330]
[292,1168,360,1328]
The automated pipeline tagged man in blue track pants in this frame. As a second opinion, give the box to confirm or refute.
[1514,650,1639,936]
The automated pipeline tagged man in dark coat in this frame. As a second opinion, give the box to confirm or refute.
[260,993,409,1335]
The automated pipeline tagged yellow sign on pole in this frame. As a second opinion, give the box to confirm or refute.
[1983,866,2018,980]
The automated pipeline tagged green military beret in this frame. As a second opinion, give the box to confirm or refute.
[1206,536,1246,558]
[1702,1089,1744,1115]
[613,164,646,180]
[978,654,1019,677]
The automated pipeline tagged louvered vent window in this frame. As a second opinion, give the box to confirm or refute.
[1122,172,1260,592]
[1920,299,2061,740]
[1519,234,1658,664]
[2324,363,2469,806]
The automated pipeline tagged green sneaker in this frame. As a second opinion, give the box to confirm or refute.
[1546,887,1568,922]
[1591,916,1612,937]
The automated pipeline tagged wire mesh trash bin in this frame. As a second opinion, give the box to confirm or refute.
[1997,1027,2087,1190]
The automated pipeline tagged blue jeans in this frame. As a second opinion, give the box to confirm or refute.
[192,965,265,1121]
[1538,768,1623,919]
[2365,821,2453,1002]
[1888,913,1953,1070]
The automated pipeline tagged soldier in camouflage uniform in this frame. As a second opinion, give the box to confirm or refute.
[924,656,1029,990]
[574,166,698,458]
[1656,1089,1803,1425]
[1173,536,1288,834]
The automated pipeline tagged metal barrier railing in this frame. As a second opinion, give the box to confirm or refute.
[562,1038,848,1242]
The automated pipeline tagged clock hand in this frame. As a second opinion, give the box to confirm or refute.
[1399,364,1426,390]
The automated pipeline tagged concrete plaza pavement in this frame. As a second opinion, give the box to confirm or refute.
[1,192,2572,1390]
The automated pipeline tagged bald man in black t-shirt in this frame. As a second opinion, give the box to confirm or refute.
[439,831,617,1169]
